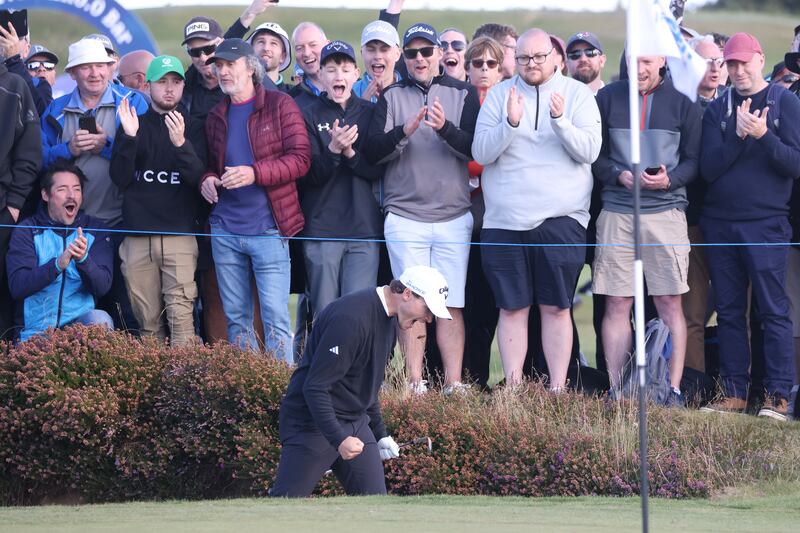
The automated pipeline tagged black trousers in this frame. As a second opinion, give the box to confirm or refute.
[0,207,15,340]
[270,413,386,497]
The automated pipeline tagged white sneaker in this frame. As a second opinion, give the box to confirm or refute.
[443,381,471,396]
[408,380,428,395]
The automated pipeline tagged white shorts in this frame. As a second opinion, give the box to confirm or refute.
[384,211,473,308]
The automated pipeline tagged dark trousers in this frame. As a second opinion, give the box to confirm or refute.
[0,207,15,339]
[701,216,795,399]
[271,414,386,498]
[97,230,140,333]
[462,242,498,389]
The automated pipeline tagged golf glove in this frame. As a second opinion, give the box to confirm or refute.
[378,436,400,460]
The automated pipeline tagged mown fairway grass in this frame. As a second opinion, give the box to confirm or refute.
[1,482,798,532]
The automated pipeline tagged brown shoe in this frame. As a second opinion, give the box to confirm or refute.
[699,397,747,414]
[758,395,789,422]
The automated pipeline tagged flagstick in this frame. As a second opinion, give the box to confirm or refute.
[627,1,649,532]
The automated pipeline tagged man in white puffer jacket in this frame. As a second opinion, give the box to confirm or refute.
[472,28,601,390]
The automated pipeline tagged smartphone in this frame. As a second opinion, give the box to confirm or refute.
[0,9,28,37]
[644,166,661,175]
[269,0,279,3]
[78,116,98,134]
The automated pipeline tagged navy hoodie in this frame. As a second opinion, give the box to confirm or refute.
[300,93,384,239]
[700,84,800,221]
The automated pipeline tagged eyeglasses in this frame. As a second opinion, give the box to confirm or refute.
[441,40,466,52]
[781,74,800,84]
[118,71,145,81]
[704,57,724,68]
[515,47,554,66]
[27,61,55,71]
[566,48,602,61]
[470,59,499,69]
[187,44,217,58]
[403,46,436,60]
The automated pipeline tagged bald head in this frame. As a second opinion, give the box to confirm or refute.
[517,28,551,50]
[118,50,155,92]
[516,28,558,86]
[692,38,726,96]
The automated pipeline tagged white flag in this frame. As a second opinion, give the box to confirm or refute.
[630,0,707,101]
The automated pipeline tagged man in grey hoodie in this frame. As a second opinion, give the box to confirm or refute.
[473,28,601,390]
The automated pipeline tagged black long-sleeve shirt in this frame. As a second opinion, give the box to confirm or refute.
[4,55,52,116]
[109,107,204,233]
[300,94,384,239]
[280,288,395,449]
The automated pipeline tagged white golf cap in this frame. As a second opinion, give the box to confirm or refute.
[248,22,292,72]
[65,39,115,70]
[399,265,452,320]
[361,20,400,47]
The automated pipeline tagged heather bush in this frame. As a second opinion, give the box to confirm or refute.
[0,327,798,504]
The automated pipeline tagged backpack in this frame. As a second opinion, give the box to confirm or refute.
[619,318,672,405]
[720,83,782,134]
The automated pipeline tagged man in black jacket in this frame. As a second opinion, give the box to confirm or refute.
[301,40,384,318]
[270,265,451,497]
[0,54,40,340]
[110,56,204,346]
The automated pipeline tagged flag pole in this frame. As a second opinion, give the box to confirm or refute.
[626,1,649,531]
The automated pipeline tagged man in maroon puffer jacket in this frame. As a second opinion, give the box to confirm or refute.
[200,39,311,362]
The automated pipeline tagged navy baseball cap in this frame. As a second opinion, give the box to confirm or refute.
[566,31,604,54]
[206,38,254,65]
[320,40,357,65]
[403,23,439,47]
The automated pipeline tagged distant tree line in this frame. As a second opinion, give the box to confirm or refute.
[707,0,800,14]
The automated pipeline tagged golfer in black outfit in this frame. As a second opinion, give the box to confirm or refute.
[270,266,452,497]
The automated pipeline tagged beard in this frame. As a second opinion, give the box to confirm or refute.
[572,67,599,84]
[151,95,179,112]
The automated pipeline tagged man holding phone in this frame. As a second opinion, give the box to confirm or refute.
[40,37,148,331]
[591,54,703,406]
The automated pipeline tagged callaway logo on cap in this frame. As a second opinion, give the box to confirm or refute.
[399,265,452,320]
[320,40,356,65]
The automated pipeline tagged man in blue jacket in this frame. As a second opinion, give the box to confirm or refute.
[6,160,113,341]
[40,37,148,332]
[699,33,800,421]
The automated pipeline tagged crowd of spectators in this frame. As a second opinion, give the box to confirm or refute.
[2,0,800,421]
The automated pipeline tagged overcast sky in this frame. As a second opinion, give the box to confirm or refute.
[120,0,714,12]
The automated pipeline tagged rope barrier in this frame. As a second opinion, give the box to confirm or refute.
[1,223,797,248]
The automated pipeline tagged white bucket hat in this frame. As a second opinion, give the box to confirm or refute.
[65,39,114,70]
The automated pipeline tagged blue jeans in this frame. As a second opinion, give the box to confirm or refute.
[210,225,292,362]
[69,309,114,330]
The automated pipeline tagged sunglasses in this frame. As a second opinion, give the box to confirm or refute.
[566,48,602,61]
[27,61,55,71]
[441,40,466,52]
[403,46,436,60]
[187,44,217,58]
[781,74,800,84]
[470,59,499,69]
